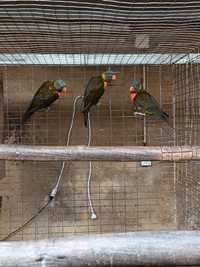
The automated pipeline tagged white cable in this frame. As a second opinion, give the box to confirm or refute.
[49,95,97,220]
[50,95,83,199]
[2,95,85,240]
[87,112,97,219]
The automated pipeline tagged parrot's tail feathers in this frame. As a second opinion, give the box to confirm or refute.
[80,98,85,112]
[81,103,91,113]
[21,109,35,126]
[83,112,88,127]
[82,102,91,127]
[21,113,30,126]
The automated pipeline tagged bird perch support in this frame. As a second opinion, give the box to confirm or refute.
[1,231,200,266]
[0,144,200,161]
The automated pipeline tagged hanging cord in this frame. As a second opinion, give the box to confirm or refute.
[1,95,83,241]
[49,95,83,200]
[1,200,50,241]
[87,113,97,219]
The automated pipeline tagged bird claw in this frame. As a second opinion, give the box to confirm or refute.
[134,111,146,117]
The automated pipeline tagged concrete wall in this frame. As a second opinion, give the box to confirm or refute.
[0,65,176,240]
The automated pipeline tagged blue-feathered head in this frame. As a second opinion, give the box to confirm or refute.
[54,79,66,92]
[102,70,117,82]
[130,80,142,93]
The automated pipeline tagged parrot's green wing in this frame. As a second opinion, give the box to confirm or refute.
[22,81,58,125]
[82,76,104,112]
[143,91,161,113]
[135,91,169,120]
[28,81,56,109]
[82,76,105,126]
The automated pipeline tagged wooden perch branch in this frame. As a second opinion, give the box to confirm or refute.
[0,144,199,162]
[1,231,200,266]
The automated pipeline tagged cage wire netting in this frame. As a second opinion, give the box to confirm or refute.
[0,1,199,240]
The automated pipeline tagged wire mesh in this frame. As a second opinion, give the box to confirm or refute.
[0,65,176,240]
[0,1,199,241]
[0,1,200,65]
[0,1,200,55]
[174,63,200,230]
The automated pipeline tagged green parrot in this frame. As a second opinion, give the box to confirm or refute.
[82,71,116,127]
[21,79,67,125]
[129,79,169,122]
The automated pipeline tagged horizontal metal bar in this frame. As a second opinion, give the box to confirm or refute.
[1,231,200,266]
[0,53,198,65]
[0,144,199,161]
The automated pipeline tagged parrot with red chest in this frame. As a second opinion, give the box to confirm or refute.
[21,79,67,125]
[82,70,116,127]
[129,79,169,122]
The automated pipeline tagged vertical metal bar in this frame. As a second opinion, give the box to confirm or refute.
[108,71,113,145]
[172,64,177,227]
[159,65,163,143]
[143,65,147,146]
[185,63,189,222]
[0,70,5,179]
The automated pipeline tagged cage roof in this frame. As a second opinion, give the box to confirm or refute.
[0,1,200,64]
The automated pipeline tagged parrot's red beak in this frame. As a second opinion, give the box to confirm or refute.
[112,74,117,80]
[130,86,137,103]
[57,87,68,97]
[62,87,68,97]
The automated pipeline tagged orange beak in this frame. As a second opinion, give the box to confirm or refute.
[59,87,67,97]
[112,74,117,80]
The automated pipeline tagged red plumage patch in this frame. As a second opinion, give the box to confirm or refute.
[130,90,137,103]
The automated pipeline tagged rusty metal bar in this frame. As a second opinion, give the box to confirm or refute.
[1,231,200,266]
[0,144,199,161]
[0,73,5,178]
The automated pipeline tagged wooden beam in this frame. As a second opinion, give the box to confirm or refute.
[0,144,199,162]
[0,71,5,178]
[1,231,200,266]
